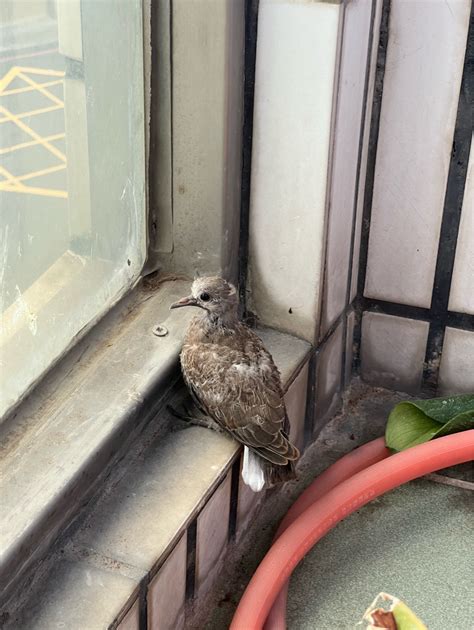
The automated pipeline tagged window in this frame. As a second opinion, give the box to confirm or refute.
[0,0,146,419]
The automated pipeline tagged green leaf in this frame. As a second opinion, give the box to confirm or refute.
[385,395,474,452]
[434,409,474,437]
[399,393,474,424]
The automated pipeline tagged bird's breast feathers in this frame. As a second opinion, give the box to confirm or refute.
[180,340,277,389]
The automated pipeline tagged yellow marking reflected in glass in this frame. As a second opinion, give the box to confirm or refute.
[0,66,67,199]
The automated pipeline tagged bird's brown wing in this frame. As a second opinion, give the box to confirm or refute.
[181,342,299,465]
[212,385,299,465]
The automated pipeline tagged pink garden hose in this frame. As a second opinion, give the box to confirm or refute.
[265,437,391,630]
[230,431,474,630]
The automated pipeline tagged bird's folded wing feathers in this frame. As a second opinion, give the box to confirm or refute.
[188,347,299,464]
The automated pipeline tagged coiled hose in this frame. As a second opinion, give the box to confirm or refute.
[230,431,474,630]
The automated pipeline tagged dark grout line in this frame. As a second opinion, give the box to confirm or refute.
[238,0,260,318]
[138,579,148,630]
[228,457,241,541]
[359,297,474,332]
[444,311,474,332]
[361,298,431,321]
[185,519,197,601]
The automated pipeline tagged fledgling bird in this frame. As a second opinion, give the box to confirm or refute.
[170,276,300,492]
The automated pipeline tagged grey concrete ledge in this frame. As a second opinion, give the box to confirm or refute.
[0,278,195,608]
[3,313,311,628]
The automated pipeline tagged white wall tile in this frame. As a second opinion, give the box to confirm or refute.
[248,0,342,341]
[321,0,373,334]
[195,471,231,596]
[364,0,471,307]
[361,312,429,392]
[439,328,474,395]
[118,599,140,630]
[315,322,344,431]
[147,535,186,630]
[449,133,474,315]
[237,458,262,534]
[170,0,244,280]
[350,0,383,302]
[286,361,309,453]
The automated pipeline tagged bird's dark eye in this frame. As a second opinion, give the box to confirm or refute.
[200,292,211,302]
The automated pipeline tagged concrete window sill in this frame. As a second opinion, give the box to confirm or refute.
[2,277,312,628]
[0,278,195,608]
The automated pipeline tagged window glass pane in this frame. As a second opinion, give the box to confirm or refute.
[0,0,146,420]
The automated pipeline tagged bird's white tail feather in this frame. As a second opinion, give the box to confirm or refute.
[242,446,265,492]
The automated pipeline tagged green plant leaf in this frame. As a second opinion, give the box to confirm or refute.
[434,409,474,437]
[398,393,474,424]
[385,395,474,452]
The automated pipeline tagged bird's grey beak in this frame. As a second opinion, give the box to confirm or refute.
[170,295,198,309]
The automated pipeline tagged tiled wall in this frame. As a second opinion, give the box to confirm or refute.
[246,0,384,438]
[320,0,379,337]
[249,0,473,444]
[247,0,342,342]
[315,0,383,433]
[355,0,473,396]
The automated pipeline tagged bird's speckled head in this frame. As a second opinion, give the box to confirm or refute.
[170,276,239,321]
